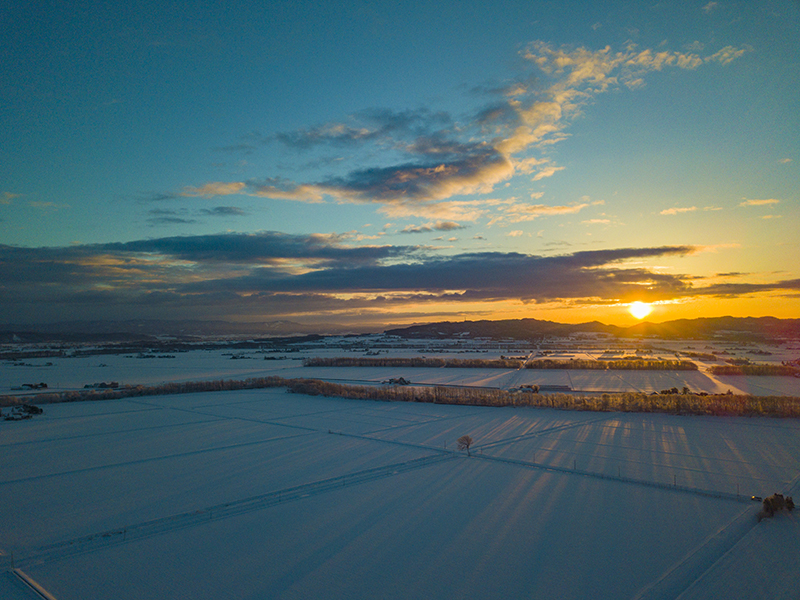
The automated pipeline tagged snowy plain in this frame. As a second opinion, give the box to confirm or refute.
[2,341,800,599]
[4,339,800,397]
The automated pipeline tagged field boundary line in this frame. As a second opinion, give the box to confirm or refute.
[472,452,756,503]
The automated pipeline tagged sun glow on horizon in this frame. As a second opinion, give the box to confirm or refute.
[628,301,653,320]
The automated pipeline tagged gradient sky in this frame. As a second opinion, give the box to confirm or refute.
[2,0,799,329]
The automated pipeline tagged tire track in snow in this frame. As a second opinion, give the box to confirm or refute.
[632,470,800,600]
[15,452,457,569]
[631,503,757,600]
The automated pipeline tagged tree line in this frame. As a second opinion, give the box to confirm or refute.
[303,357,524,369]
[285,379,800,417]
[709,364,800,376]
[304,356,698,371]
[3,375,799,418]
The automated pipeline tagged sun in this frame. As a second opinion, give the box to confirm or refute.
[628,301,652,320]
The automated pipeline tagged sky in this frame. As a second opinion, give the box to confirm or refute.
[1,0,799,330]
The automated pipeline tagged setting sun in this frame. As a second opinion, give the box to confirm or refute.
[628,301,653,320]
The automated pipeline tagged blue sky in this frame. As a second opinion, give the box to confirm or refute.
[1,0,798,328]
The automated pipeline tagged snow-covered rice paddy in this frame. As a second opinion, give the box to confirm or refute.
[2,340,800,598]
[1,385,799,598]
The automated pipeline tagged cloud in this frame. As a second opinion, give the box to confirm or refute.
[7,235,795,323]
[531,165,565,181]
[398,220,466,233]
[148,216,198,225]
[434,221,464,231]
[507,230,525,237]
[181,182,246,197]
[175,246,701,301]
[702,2,718,13]
[199,206,248,217]
[778,158,792,164]
[693,243,742,253]
[2,192,19,204]
[514,157,550,174]
[275,108,451,149]
[582,219,610,224]
[249,181,325,203]
[400,224,432,234]
[0,237,702,323]
[174,40,747,225]
[660,206,697,215]
[707,46,751,66]
[739,198,780,207]
[690,278,800,298]
[498,202,590,224]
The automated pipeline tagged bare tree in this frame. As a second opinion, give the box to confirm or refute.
[457,435,474,456]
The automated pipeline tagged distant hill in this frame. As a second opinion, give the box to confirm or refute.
[385,317,800,342]
[3,316,799,344]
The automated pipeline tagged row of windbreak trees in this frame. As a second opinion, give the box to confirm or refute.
[2,375,799,417]
[709,364,800,376]
[0,377,292,406]
[286,378,800,417]
[303,357,699,371]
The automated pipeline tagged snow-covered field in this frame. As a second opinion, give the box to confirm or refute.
[3,338,800,397]
[2,383,800,598]
[2,341,800,599]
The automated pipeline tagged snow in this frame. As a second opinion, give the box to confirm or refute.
[4,342,800,398]
[2,380,800,599]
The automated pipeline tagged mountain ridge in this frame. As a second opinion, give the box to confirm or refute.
[1,316,799,343]
[385,316,800,341]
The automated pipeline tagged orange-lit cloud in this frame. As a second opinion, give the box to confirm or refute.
[660,206,697,215]
[175,40,748,226]
[181,182,246,197]
[739,198,780,207]
[2,234,796,325]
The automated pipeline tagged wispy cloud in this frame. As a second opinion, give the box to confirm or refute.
[148,206,247,225]
[199,206,248,217]
[498,202,590,224]
[1,192,19,204]
[147,209,197,226]
[400,221,465,234]
[181,182,247,197]
[740,198,780,207]
[707,45,751,66]
[660,206,697,215]
[530,165,565,181]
